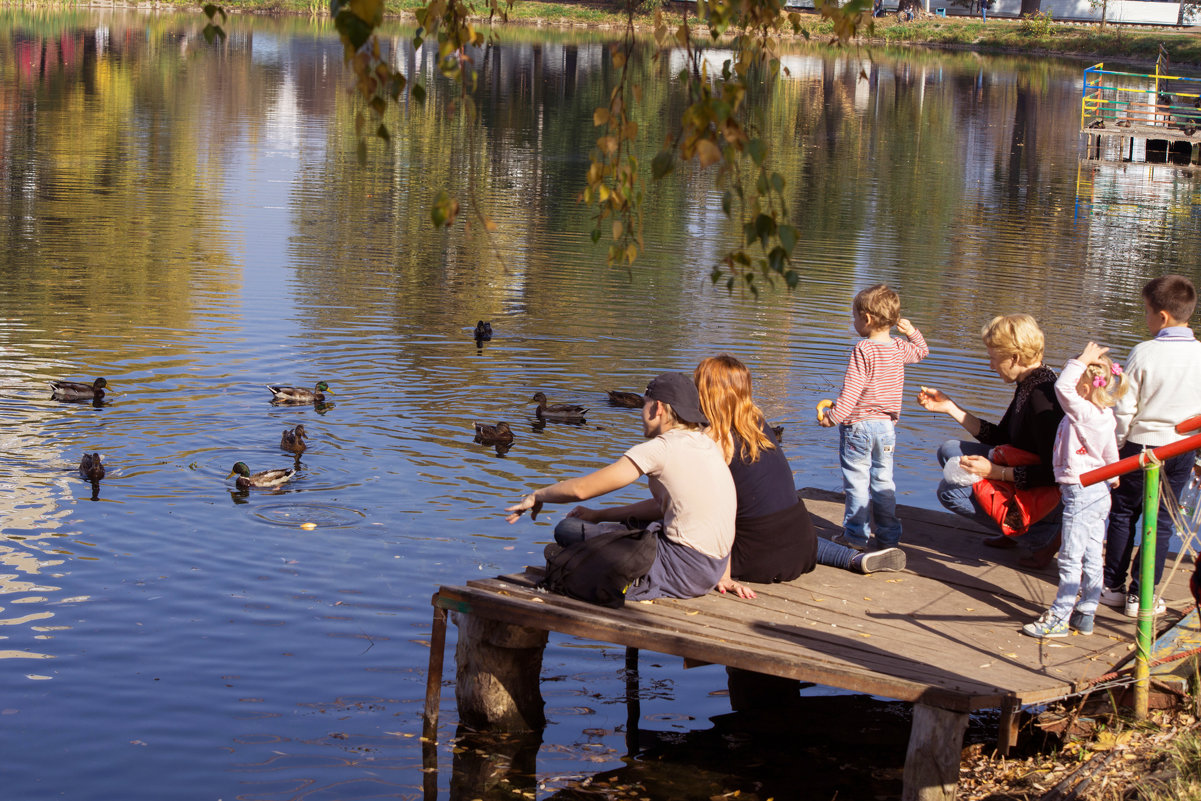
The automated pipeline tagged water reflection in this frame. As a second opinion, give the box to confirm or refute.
[0,9,1199,800]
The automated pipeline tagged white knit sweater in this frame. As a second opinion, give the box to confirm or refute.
[1114,327,1201,447]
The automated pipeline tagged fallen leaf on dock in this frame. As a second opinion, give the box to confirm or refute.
[857,632,871,638]
[686,610,699,616]
[863,597,872,601]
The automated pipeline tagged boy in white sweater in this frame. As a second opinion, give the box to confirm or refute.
[1101,275,1201,617]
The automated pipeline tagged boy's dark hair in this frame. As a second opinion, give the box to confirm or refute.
[1143,274,1197,322]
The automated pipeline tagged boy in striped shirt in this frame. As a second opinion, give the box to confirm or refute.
[820,284,929,550]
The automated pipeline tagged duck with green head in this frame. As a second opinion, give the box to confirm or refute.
[51,377,108,401]
[267,381,330,404]
[228,461,295,489]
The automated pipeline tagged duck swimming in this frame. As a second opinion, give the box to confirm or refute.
[474,421,515,446]
[530,392,588,423]
[267,381,330,404]
[606,390,644,408]
[79,453,105,481]
[474,321,493,342]
[51,377,108,401]
[280,424,308,454]
[228,461,296,489]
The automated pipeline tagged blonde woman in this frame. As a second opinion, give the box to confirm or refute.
[917,314,1065,567]
[695,355,905,600]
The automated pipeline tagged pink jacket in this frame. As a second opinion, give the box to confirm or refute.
[1052,359,1119,485]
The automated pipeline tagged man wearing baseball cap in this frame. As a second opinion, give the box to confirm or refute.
[506,372,736,600]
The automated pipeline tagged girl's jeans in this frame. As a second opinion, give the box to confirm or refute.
[935,439,1062,549]
[839,419,901,549]
[1049,481,1111,620]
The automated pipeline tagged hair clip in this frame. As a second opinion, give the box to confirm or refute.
[1093,375,1108,388]
[1111,362,1123,376]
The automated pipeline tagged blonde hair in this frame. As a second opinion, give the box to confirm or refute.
[853,284,901,330]
[981,314,1045,366]
[694,354,773,463]
[1082,355,1129,409]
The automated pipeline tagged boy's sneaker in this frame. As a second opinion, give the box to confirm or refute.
[1022,613,1069,639]
[1098,586,1126,607]
[832,534,869,552]
[1123,593,1166,618]
[859,547,907,574]
[1068,610,1095,636]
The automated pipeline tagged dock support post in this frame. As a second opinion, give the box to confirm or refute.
[454,612,549,731]
[423,604,449,742]
[625,647,640,754]
[996,696,1019,756]
[902,703,969,801]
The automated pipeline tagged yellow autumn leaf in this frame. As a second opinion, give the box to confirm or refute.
[593,107,611,127]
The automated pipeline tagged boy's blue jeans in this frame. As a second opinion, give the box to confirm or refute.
[839,419,901,548]
[1049,481,1111,620]
[935,439,1062,549]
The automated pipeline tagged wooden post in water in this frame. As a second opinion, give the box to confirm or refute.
[902,703,969,801]
[453,612,549,730]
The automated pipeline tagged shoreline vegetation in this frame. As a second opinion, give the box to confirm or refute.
[116,0,1201,67]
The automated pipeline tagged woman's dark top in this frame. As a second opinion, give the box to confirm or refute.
[974,364,1064,489]
[727,423,817,583]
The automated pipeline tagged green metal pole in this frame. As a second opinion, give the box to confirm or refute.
[1134,461,1160,721]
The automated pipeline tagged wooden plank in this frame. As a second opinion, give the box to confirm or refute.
[435,584,987,710]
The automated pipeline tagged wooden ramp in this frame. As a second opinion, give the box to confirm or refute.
[424,489,1197,800]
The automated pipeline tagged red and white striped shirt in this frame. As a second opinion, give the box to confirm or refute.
[828,331,929,425]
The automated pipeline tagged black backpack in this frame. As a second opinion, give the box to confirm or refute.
[540,527,659,608]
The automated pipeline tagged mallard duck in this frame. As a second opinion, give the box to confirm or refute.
[227,461,295,489]
[50,377,108,401]
[530,392,588,423]
[474,421,514,446]
[79,452,105,481]
[280,424,308,454]
[771,424,785,443]
[267,381,330,404]
[606,390,644,408]
[474,321,493,342]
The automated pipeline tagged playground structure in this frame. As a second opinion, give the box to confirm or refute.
[1082,60,1201,165]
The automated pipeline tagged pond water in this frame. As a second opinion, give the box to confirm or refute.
[1,9,1200,799]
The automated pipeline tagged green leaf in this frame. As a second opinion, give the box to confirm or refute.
[710,267,723,284]
[726,276,735,291]
[334,9,372,51]
[768,246,787,274]
[743,222,757,247]
[651,150,675,180]
[747,139,767,166]
[785,270,799,289]
[376,123,390,142]
[756,173,769,195]
[591,228,602,244]
[778,224,797,254]
[203,3,226,22]
[770,172,785,194]
[412,83,427,104]
[754,214,775,249]
[721,190,732,218]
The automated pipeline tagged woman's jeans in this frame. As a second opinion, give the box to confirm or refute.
[935,439,1061,549]
[839,419,901,549]
[1049,482,1111,619]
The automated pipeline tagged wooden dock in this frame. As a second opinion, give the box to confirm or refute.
[424,489,1198,800]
